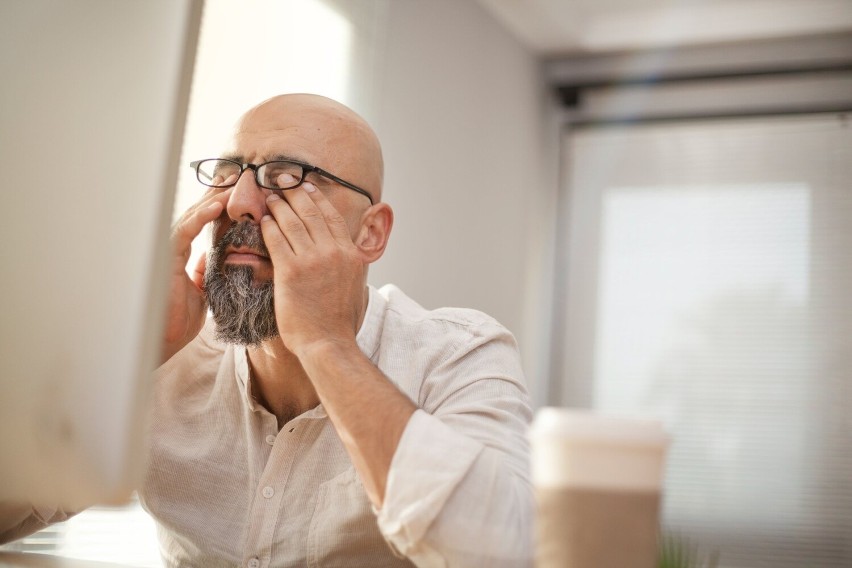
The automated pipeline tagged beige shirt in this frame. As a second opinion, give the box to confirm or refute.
[0,284,532,567]
[142,284,532,567]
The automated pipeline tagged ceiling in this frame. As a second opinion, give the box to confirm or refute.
[474,0,852,54]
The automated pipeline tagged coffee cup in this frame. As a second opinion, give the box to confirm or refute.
[530,408,669,568]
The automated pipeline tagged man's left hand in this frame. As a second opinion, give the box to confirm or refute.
[259,182,366,357]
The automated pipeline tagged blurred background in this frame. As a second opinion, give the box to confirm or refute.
[4,0,851,566]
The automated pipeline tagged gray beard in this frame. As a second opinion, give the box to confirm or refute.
[204,220,278,346]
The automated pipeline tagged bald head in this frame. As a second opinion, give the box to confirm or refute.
[231,94,384,204]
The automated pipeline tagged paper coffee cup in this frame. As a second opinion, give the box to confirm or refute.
[530,408,669,568]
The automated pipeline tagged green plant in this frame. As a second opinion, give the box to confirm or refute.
[658,533,720,568]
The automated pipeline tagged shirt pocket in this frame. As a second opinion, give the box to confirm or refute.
[306,466,414,568]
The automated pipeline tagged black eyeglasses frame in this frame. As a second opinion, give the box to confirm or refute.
[189,158,374,205]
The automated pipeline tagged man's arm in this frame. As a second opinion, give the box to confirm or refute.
[297,325,532,567]
[260,184,414,506]
[296,341,415,506]
[298,318,531,566]
[260,185,532,565]
[376,325,532,566]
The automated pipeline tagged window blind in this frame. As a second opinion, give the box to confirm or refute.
[557,113,852,567]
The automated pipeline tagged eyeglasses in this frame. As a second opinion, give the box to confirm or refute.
[189,158,374,205]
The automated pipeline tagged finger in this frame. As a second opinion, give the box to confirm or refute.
[301,183,353,243]
[281,181,335,243]
[260,212,295,258]
[171,195,228,258]
[212,172,234,185]
[172,183,232,242]
[277,173,298,187]
[192,175,236,210]
[265,193,315,253]
[174,183,232,228]
[177,172,237,222]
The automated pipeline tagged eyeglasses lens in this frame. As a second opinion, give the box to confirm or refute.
[258,162,304,189]
[197,159,240,187]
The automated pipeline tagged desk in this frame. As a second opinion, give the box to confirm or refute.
[0,553,131,568]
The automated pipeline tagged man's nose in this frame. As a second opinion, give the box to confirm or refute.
[225,168,269,223]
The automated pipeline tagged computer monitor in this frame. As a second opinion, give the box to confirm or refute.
[0,0,203,508]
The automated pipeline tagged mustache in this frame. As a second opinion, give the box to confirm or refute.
[213,220,270,259]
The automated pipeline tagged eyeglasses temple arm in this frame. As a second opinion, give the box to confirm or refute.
[313,167,375,205]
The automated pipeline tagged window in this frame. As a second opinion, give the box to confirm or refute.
[556,113,852,566]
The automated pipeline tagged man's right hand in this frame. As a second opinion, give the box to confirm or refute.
[160,186,232,365]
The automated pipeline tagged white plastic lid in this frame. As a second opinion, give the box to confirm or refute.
[530,407,670,491]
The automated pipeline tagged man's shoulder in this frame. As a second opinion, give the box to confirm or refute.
[375,284,507,334]
[370,284,527,407]
[370,285,518,362]
[155,317,228,378]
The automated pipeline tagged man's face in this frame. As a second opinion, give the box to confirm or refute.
[203,95,382,346]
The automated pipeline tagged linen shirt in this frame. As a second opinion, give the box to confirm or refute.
[1,284,533,567]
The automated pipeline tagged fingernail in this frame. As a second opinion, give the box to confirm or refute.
[262,215,273,222]
[303,183,316,193]
[267,193,281,202]
[278,173,297,184]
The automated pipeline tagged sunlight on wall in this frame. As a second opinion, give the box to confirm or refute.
[176,0,353,230]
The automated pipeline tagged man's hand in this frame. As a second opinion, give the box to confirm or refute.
[161,185,233,365]
[260,181,415,507]
[259,182,366,357]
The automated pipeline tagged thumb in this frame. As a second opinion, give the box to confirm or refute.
[191,253,207,289]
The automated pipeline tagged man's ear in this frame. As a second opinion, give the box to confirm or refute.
[354,203,393,264]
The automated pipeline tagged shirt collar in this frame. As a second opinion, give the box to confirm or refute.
[356,284,385,364]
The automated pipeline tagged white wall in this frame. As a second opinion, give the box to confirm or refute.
[338,0,561,400]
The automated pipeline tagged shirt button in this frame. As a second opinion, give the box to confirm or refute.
[265,434,276,445]
[262,486,274,499]
[248,558,260,568]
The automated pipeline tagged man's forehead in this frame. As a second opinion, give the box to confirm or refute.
[236,97,351,134]
[224,94,384,198]
[230,109,349,159]
[229,126,319,156]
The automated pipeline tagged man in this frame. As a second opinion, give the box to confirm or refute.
[1,94,532,566]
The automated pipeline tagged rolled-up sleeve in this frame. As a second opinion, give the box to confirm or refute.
[376,320,533,567]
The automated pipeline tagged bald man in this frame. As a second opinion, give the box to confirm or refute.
[0,95,532,567]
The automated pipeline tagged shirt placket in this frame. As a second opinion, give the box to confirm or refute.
[241,418,304,568]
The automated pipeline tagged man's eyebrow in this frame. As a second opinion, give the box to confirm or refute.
[268,153,309,164]
[220,153,310,165]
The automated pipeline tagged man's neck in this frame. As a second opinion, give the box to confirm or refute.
[246,341,319,429]
[243,284,372,429]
